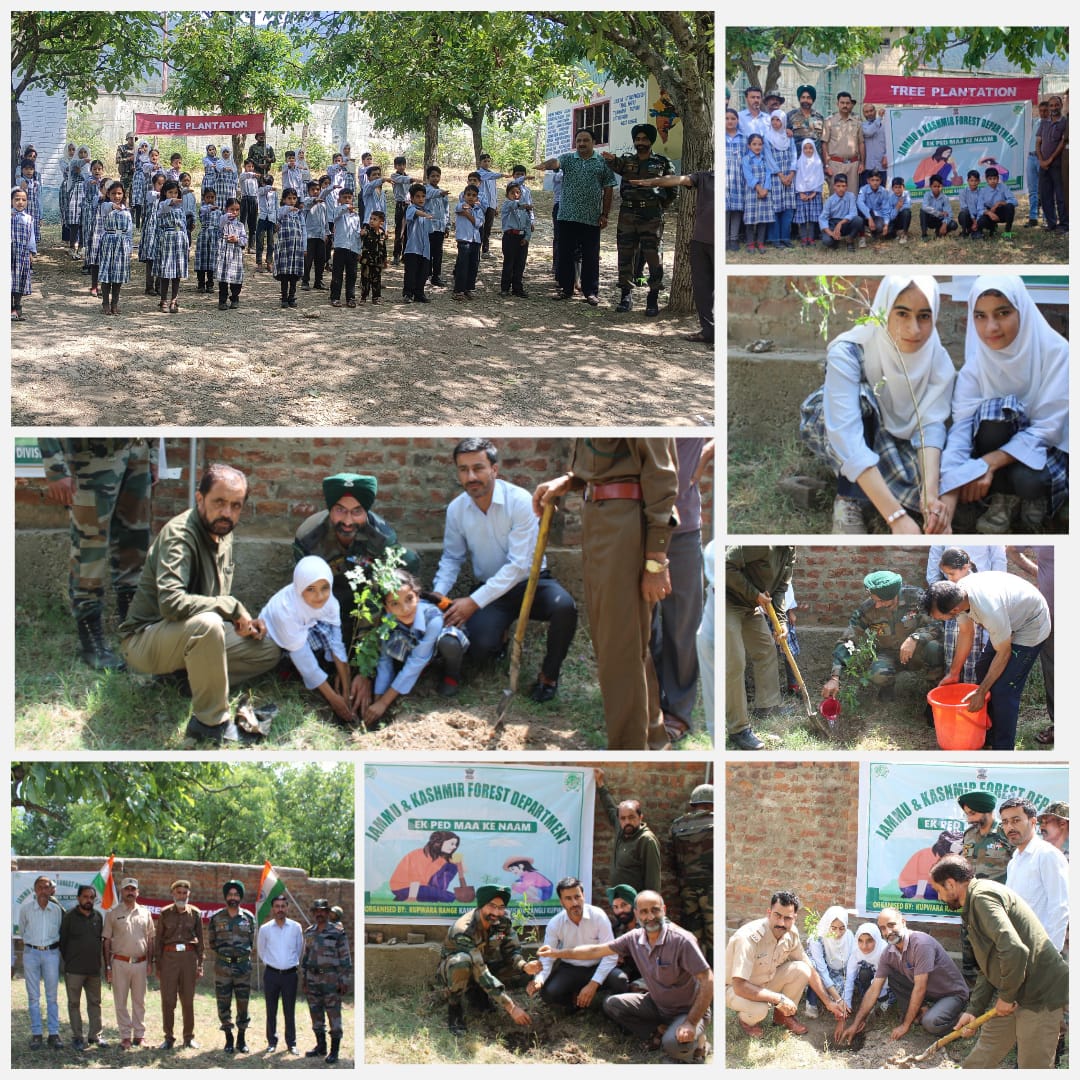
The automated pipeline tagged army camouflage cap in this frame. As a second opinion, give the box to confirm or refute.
[690,784,714,805]
[310,898,331,911]
[223,879,245,898]
[1039,801,1069,822]
[323,472,377,511]
[605,884,638,905]
[864,570,902,599]
[475,885,512,909]
[631,124,658,144]
[958,791,996,813]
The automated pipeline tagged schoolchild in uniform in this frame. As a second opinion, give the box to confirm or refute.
[724,108,747,250]
[741,132,773,251]
[153,178,189,312]
[215,197,247,310]
[301,180,328,290]
[402,183,434,303]
[238,159,260,249]
[59,141,78,249]
[888,176,913,242]
[87,176,113,298]
[499,181,532,298]
[793,137,823,245]
[194,188,221,293]
[856,170,894,243]
[919,175,957,240]
[139,171,166,295]
[130,141,150,228]
[274,186,305,308]
[958,170,983,238]
[362,164,390,225]
[389,155,415,263]
[328,187,362,308]
[256,172,278,270]
[17,157,42,245]
[96,180,133,316]
[424,165,451,288]
[451,184,482,301]
[215,147,239,211]
[179,173,197,240]
[81,160,105,276]
[764,110,797,247]
[976,167,1017,238]
[11,185,36,321]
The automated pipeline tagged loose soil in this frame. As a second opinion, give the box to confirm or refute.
[13,178,713,427]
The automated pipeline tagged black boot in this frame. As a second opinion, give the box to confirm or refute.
[76,615,124,670]
[223,1030,235,1054]
[116,587,136,621]
[616,288,632,312]
[326,1035,340,1064]
[447,1003,467,1035]
[305,1033,327,1058]
[235,1029,248,1053]
[645,290,660,316]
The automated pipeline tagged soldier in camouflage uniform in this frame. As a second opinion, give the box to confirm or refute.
[208,880,256,1054]
[957,790,1013,978]
[437,884,541,1035]
[601,124,676,316]
[301,899,352,1064]
[822,570,943,709]
[671,783,714,967]
[39,438,155,670]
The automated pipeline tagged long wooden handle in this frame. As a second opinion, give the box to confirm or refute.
[764,601,804,689]
[507,502,555,692]
[918,1008,998,1057]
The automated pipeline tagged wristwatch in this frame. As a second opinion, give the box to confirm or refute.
[644,559,669,574]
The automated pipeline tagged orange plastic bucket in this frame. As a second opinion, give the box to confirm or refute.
[926,684,991,750]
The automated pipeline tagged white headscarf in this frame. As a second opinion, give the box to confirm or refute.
[830,275,956,441]
[953,275,1069,454]
[814,905,854,970]
[260,555,341,653]
[853,922,886,968]
[764,109,790,153]
[795,139,824,192]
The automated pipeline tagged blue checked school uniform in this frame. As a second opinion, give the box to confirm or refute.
[82,185,104,265]
[404,204,433,258]
[153,201,189,278]
[725,132,747,212]
[273,204,306,277]
[138,192,160,263]
[132,160,148,207]
[64,162,87,228]
[201,156,220,193]
[793,190,822,224]
[214,216,248,284]
[96,207,134,284]
[374,601,468,697]
[11,208,36,296]
[20,175,41,242]
[215,163,238,205]
[765,142,798,213]
[857,184,894,224]
[195,205,221,271]
[741,149,774,225]
[89,198,113,265]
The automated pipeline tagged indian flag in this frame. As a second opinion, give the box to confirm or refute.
[256,861,285,924]
[92,855,115,910]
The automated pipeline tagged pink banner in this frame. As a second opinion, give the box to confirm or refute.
[134,113,266,137]
[863,75,1041,107]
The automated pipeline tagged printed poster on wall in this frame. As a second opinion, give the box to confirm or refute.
[856,761,1068,922]
[886,102,1027,195]
[365,763,594,925]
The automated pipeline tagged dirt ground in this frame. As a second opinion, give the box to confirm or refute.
[12,184,713,427]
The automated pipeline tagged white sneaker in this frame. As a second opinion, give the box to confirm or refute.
[857,236,867,248]
[803,1004,820,1020]
[975,493,1020,534]
[898,233,908,245]
[832,495,866,534]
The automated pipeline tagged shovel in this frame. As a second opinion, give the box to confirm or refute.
[763,600,817,724]
[891,1008,997,1066]
[495,501,554,728]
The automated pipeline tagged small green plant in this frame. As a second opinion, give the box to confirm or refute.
[838,629,879,715]
[801,905,821,940]
[509,895,541,943]
[345,546,407,676]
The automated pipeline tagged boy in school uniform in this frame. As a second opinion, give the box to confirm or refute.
[452,184,483,301]
[919,175,958,239]
[166,153,183,183]
[362,165,391,226]
[359,208,388,304]
[238,159,260,249]
[499,181,532,298]
[957,170,983,237]
[856,170,894,242]
[976,167,1017,237]
[424,165,451,287]
[887,176,912,242]
[476,152,509,255]
[256,173,278,270]
[282,151,305,195]
[301,180,328,290]
[328,187,362,308]
[389,156,415,264]
[402,183,434,303]
[818,173,864,250]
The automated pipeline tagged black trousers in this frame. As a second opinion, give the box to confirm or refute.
[481,205,497,253]
[429,231,445,281]
[453,241,481,293]
[393,202,407,260]
[402,252,430,299]
[689,239,714,341]
[303,238,326,285]
[556,219,601,298]
[500,232,528,292]
[264,965,298,1048]
[331,248,358,301]
[977,203,1015,234]
[539,961,630,1007]
[1039,162,1067,228]
[920,210,957,237]
[240,196,258,244]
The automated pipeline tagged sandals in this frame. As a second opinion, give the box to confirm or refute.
[169,300,179,313]
[158,299,168,312]
[663,715,692,744]
[1036,725,1055,745]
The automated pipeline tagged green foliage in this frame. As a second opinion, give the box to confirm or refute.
[837,631,879,716]
[801,905,821,940]
[508,894,541,943]
[726,28,883,89]
[66,109,191,178]
[347,546,408,677]
[894,27,1069,74]
[793,275,876,342]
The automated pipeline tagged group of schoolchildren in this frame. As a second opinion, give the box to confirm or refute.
[724,108,1020,254]
[12,137,539,321]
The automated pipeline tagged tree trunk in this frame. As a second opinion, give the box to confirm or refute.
[423,104,440,167]
[666,92,713,314]
[12,100,23,186]
[468,111,484,167]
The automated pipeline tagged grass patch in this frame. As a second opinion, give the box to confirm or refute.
[10,979,354,1069]
[728,434,833,534]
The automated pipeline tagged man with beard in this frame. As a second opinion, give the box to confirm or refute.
[726,890,845,1040]
[544,890,713,1062]
[1000,797,1069,952]
[208,880,256,1054]
[787,86,826,159]
[433,438,576,700]
[155,880,204,1050]
[438,884,541,1035]
[594,769,661,893]
[930,854,1068,1069]
[606,884,642,984]
[293,472,419,712]
[840,908,968,1046]
[119,464,281,744]
[958,790,1014,978]
[300,899,352,1064]
[59,884,107,1050]
[1038,802,1068,858]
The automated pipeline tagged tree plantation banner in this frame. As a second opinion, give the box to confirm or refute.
[365,763,593,924]
[886,103,1027,195]
[857,761,1068,922]
[134,112,266,136]
[864,74,1041,107]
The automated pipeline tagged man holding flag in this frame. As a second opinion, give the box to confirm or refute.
[257,861,303,1054]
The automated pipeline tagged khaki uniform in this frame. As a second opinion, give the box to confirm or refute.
[725,917,811,1025]
[822,114,863,180]
[155,903,203,1044]
[103,903,154,1042]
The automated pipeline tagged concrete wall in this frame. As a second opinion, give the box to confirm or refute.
[15,84,70,215]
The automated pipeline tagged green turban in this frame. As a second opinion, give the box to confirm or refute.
[605,884,638,905]
[957,791,996,813]
[864,570,903,599]
[322,473,377,511]
[475,885,511,909]
[223,879,245,899]
[797,84,816,102]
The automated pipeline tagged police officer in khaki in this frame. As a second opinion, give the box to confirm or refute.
[155,879,204,1049]
[726,890,846,1039]
[958,790,1014,978]
[821,91,864,192]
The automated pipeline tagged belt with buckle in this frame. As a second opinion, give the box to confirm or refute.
[828,155,858,163]
[163,943,197,952]
[26,942,60,951]
[584,481,643,503]
[265,965,298,974]
[112,954,147,963]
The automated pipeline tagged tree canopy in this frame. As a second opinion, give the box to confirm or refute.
[11,762,354,878]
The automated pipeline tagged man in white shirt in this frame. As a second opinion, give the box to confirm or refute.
[1001,797,1069,951]
[19,875,65,1049]
[434,438,577,701]
[526,877,627,1010]
[258,895,305,1054]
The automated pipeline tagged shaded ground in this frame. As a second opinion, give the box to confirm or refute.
[15,592,712,753]
[10,982,355,1069]
[13,183,712,427]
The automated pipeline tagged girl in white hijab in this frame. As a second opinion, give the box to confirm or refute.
[800,275,957,534]
[843,922,891,1012]
[59,141,79,254]
[260,555,357,724]
[794,138,825,245]
[805,905,856,1019]
[939,275,1069,532]
[765,110,797,247]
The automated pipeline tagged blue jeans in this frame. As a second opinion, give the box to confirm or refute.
[24,947,61,1035]
[767,208,793,244]
[1025,152,1041,220]
[975,640,1043,750]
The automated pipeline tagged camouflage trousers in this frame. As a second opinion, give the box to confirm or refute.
[305,979,344,1037]
[437,954,526,1005]
[679,886,713,967]
[67,441,152,620]
[616,210,665,290]
[214,960,251,1032]
[868,640,944,688]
